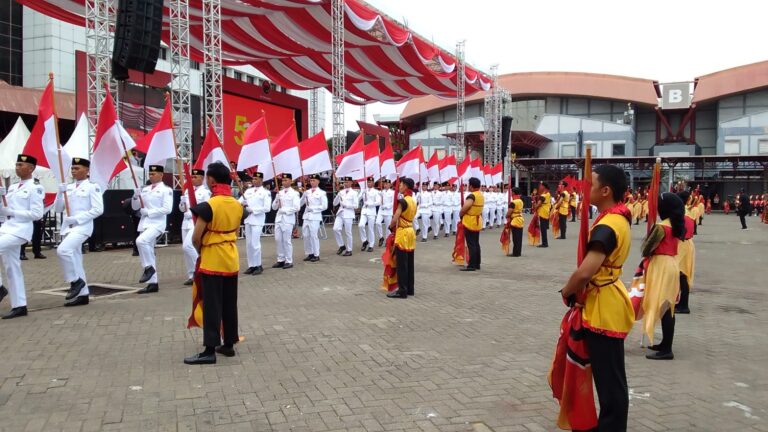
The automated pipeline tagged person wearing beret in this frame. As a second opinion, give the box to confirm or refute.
[300,174,327,262]
[415,182,433,242]
[239,172,271,275]
[271,173,300,269]
[358,177,381,252]
[332,177,359,256]
[431,181,445,240]
[179,168,211,285]
[0,154,45,318]
[131,164,173,293]
[375,179,395,248]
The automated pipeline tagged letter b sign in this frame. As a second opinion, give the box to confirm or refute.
[662,83,691,109]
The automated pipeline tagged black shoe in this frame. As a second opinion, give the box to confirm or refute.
[460,267,477,272]
[243,267,256,275]
[675,307,690,314]
[65,295,89,307]
[646,351,674,360]
[336,246,346,255]
[139,266,156,283]
[386,291,407,299]
[537,245,548,248]
[378,238,384,247]
[360,241,369,252]
[309,256,320,262]
[444,233,449,238]
[557,236,565,240]
[0,285,7,304]
[183,278,193,286]
[282,263,294,269]
[19,254,28,261]
[420,238,427,243]
[366,247,373,252]
[137,284,158,294]
[66,278,86,300]
[252,266,263,275]
[132,249,140,257]
[342,251,352,256]
[2,306,28,319]
[183,353,216,365]
[648,344,663,351]
[215,346,236,357]
[271,262,285,268]
[511,254,521,257]
[303,255,314,262]
[34,253,46,259]
[433,235,438,240]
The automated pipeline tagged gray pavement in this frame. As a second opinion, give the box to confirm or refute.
[0,213,766,431]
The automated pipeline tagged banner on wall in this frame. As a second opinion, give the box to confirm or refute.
[222,93,295,163]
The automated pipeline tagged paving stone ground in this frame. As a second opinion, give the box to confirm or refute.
[0,213,766,431]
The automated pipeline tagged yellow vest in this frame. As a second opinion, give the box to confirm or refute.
[199,195,242,275]
[510,197,524,228]
[538,192,551,218]
[462,191,484,231]
[394,195,417,251]
[582,213,635,338]
[558,191,570,215]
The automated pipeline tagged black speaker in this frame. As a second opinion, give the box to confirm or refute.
[501,116,513,158]
[112,0,163,79]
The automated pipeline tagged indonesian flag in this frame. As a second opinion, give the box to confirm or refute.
[270,124,302,178]
[380,142,396,180]
[135,99,175,168]
[470,158,483,180]
[335,134,365,180]
[491,163,503,185]
[194,121,228,171]
[299,130,331,175]
[419,151,428,184]
[22,78,70,183]
[237,117,273,179]
[426,152,440,184]
[483,163,493,186]
[90,86,136,189]
[439,155,458,183]
[395,145,421,181]
[363,139,380,180]
[457,157,470,183]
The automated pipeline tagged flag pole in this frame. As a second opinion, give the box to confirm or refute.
[261,110,280,188]
[49,73,71,216]
[205,118,243,192]
[165,92,184,189]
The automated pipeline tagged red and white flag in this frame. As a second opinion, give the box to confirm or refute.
[363,139,380,180]
[335,134,365,180]
[136,99,175,168]
[194,121,228,171]
[90,86,136,189]
[396,145,421,181]
[379,142,396,180]
[237,117,273,179]
[483,163,493,186]
[470,158,483,181]
[426,152,440,184]
[22,78,70,183]
[491,162,503,185]
[439,154,458,183]
[270,124,302,179]
[299,130,332,175]
[457,157,470,183]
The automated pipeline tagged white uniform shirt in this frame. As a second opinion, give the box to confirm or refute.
[452,190,461,209]
[179,185,211,230]
[55,179,104,237]
[132,181,173,232]
[0,179,45,241]
[432,190,444,212]
[240,186,272,226]
[272,187,300,224]
[416,190,432,214]
[379,189,395,215]
[360,188,382,216]
[301,187,328,221]
[333,188,359,219]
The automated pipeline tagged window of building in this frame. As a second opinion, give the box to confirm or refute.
[724,139,741,155]
[561,144,577,157]
[0,0,23,86]
[234,71,242,81]
[612,143,626,156]
[191,61,200,70]
[759,139,768,155]
[159,48,167,60]
[247,76,255,84]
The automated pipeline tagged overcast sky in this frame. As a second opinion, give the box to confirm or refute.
[326,0,766,131]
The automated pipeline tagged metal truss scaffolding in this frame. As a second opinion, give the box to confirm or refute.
[455,40,466,161]
[203,0,223,139]
[309,88,319,135]
[359,104,366,122]
[331,0,345,166]
[85,0,116,154]
[483,65,503,166]
[170,0,192,173]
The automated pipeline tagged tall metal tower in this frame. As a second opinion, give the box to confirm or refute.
[85,0,116,154]
[331,0,346,165]
[203,0,223,138]
[170,0,192,166]
[360,104,367,123]
[309,88,319,135]
[455,40,466,161]
[484,65,501,166]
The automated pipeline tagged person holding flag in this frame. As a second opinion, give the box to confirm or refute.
[55,157,104,307]
[179,168,211,285]
[359,177,381,252]
[0,154,45,319]
[386,178,417,299]
[132,165,173,294]
[415,182,433,242]
[430,181,444,239]
[271,174,301,269]
[451,183,461,234]
[507,187,525,257]
[375,179,395,247]
[333,177,359,256]
[300,173,327,262]
[240,172,272,275]
[459,177,484,271]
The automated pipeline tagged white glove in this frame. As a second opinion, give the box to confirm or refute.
[58,183,67,193]
[0,187,6,196]
[0,207,10,217]
[62,216,79,227]
[140,208,149,217]
[133,188,142,197]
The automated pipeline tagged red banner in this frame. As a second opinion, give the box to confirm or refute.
[222,93,295,163]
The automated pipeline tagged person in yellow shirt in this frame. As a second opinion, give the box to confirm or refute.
[556,181,571,239]
[184,162,245,365]
[459,177,484,271]
[507,187,524,257]
[559,164,633,431]
[386,178,418,299]
[569,186,578,222]
[537,182,552,247]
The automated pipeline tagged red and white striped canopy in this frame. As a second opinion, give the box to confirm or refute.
[22,0,492,104]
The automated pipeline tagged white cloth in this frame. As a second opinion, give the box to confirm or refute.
[274,223,294,264]
[182,228,196,279]
[55,179,104,237]
[272,187,300,264]
[375,188,395,240]
[0,233,27,308]
[443,208,453,234]
[132,182,173,233]
[332,188,359,219]
[0,179,45,241]
[419,213,431,240]
[333,216,353,250]
[302,220,321,257]
[135,227,163,284]
[240,186,272,226]
[244,224,263,267]
[359,213,375,245]
[360,188,381,216]
[56,232,90,296]
[179,185,211,230]
[301,187,327,222]
[416,191,432,215]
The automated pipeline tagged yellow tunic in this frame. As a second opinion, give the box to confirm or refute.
[538,192,552,219]
[198,195,243,275]
[462,191,484,232]
[510,197,524,228]
[394,195,417,251]
[558,191,570,216]
[641,219,681,344]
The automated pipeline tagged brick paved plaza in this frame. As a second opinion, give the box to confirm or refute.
[0,213,765,431]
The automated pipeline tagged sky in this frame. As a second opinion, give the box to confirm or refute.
[325,0,767,131]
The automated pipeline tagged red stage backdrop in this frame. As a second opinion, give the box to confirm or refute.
[223,93,295,162]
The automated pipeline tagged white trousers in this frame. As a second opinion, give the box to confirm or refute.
[181,228,197,279]
[57,232,90,296]
[375,213,392,239]
[453,210,460,231]
[496,208,505,226]
[333,216,353,250]
[136,227,162,284]
[358,213,375,245]
[431,210,442,236]
[419,213,431,239]
[443,210,453,233]
[302,220,321,257]
[482,208,490,227]
[0,234,26,308]
[274,222,294,264]
[244,224,263,268]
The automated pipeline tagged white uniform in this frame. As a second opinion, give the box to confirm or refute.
[301,187,327,258]
[272,187,300,265]
[416,190,433,240]
[498,192,508,226]
[358,187,381,248]
[452,189,461,232]
[481,191,491,228]
[333,188,359,251]
[431,189,444,237]
[488,192,498,227]
[0,179,44,308]
[376,188,395,240]
[131,181,173,284]
[240,185,272,269]
[55,179,104,298]
[179,185,211,279]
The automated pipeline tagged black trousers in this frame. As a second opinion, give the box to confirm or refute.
[539,217,549,246]
[657,308,675,353]
[21,219,44,256]
[88,216,104,250]
[570,206,576,222]
[200,274,239,348]
[465,229,481,269]
[739,213,747,229]
[584,329,629,432]
[511,227,523,256]
[677,272,690,310]
[558,214,567,238]
[395,247,414,296]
